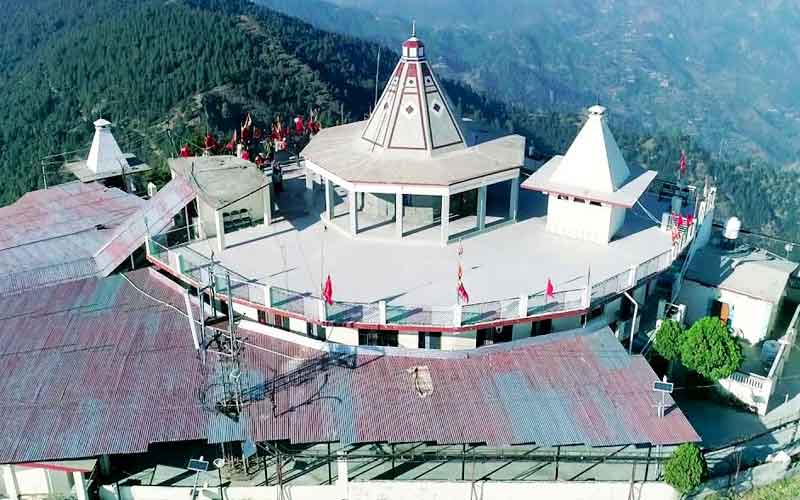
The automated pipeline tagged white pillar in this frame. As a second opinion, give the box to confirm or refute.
[379,300,387,325]
[304,169,314,213]
[477,185,487,231]
[264,284,272,308]
[263,185,273,225]
[518,294,529,318]
[325,179,334,221]
[336,452,349,489]
[214,209,226,254]
[348,190,358,236]
[73,471,89,500]
[453,304,462,327]
[395,192,403,239]
[2,465,19,500]
[628,264,638,288]
[441,194,450,245]
[509,176,520,221]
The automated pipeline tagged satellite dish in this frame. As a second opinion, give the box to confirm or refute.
[213,458,225,469]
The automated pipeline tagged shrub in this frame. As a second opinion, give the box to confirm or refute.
[680,317,743,381]
[654,319,684,361]
[664,443,707,494]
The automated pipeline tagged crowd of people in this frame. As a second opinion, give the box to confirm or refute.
[178,110,322,168]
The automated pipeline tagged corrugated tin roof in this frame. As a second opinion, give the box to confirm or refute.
[0,271,698,464]
[0,178,194,293]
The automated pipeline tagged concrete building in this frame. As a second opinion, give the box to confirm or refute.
[143,32,717,352]
[679,245,799,344]
[1,460,95,500]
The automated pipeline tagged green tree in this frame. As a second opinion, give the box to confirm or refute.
[664,443,707,495]
[654,319,683,361]
[680,317,743,381]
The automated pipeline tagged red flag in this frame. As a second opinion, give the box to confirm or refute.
[686,214,695,226]
[457,262,463,280]
[179,145,191,158]
[294,116,305,135]
[241,150,250,161]
[204,133,217,151]
[679,150,687,176]
[545,278,555,300]
[322,275,334,305]
[457,281,469,304]
[677,214,685,227]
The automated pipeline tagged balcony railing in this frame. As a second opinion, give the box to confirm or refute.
[146,233,678,331]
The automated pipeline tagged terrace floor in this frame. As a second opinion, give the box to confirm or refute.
[180,168,674,307]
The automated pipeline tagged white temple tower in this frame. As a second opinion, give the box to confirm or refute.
[522,105,657,245]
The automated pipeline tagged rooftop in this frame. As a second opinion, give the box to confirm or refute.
[686,245,799,304]
[0,178,195,294]
[179,168,674,307]
[169,156,270,210]
[303,120,524,187]
[0,270,697,464]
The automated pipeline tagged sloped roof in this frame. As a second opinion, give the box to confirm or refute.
[362,34,465,155]
[304,121,524,187]
[0,271,697,463]
[0,178,194,293]
[522,106,656,207]
[686,246,798,303]
[302,34,524,188]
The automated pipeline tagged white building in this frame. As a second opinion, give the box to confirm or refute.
[679,245,799,344]
[144,32,716,352]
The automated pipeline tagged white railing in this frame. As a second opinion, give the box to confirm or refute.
[719,304,800,415]
[147,233,683,332]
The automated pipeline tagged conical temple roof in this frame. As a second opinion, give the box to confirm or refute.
[361,32,466,155]
[550,106,631,193]
[87,118,128,174]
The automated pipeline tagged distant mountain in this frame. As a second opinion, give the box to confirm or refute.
[1,0,799,254]
[258,0,800,165]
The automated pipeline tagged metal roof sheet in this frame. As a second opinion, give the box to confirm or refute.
[0,178,194,293]
[0,271,698,464]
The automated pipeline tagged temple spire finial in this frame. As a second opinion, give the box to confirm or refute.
[412,20,416,37]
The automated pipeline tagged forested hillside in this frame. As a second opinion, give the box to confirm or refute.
[0,0,798,250]
[259,0,800,165]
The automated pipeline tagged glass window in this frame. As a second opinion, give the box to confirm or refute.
[359,330,398,347]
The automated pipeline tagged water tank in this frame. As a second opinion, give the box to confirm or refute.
[724,216,741,240]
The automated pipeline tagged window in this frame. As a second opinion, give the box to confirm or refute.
[557,194,569,201]
[359,330,398,347]
[257,310,267,325]
[573,197,585,204]
[590,201,603,207]
[530,319,552,336]
[589,304,605,320]
[418,332,442,349]
[265,312,290,332]
[306,323,327,340]
[477,326,512,347]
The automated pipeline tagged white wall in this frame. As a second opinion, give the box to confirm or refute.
[102,480,679,500]
[398,332,419,349]
[197,191,266,238]
[546,195,616,244]
[13,467,49,496]
[441,330,476,350]
[326,326,359,346]
[679,280,775,344]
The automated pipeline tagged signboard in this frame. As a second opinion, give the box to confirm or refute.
[188,458,209,472]
[653,381,674,394]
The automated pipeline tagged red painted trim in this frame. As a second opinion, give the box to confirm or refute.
[17,462,94,473]
[403,40,424,48]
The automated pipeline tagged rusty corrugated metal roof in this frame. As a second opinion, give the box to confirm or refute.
[0,178,194,293]
[0,270,698,464]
